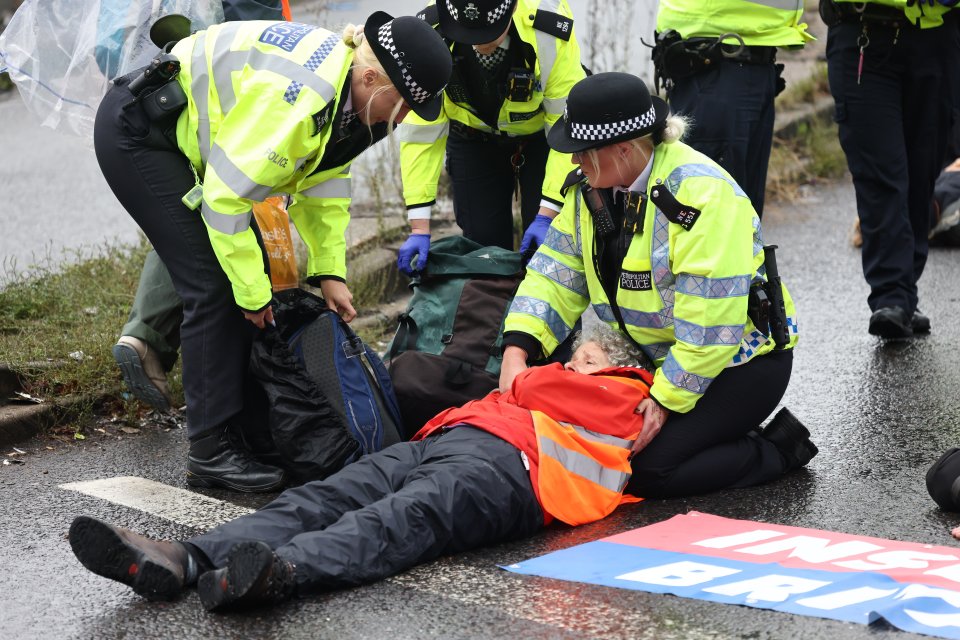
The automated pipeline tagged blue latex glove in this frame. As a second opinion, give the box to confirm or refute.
[398,233,431,276]
[519,214,554,257]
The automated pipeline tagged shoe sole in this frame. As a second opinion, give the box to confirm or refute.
[186,471,286,493]
[868,317,913,340]
[198,542,272,612]
[68,516,182,601]
[113,343,171,411]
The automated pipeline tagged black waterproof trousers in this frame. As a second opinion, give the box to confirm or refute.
[826,14,960,314]
[187,427,544,591]
[667,59,778,217]
[94,77,262,438]
[627,349,794,498]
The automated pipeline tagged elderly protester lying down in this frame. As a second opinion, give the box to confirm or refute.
[68,324,658,612]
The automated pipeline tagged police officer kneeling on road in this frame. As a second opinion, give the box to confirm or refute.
[500,71,818,499]
[396,0,585,275]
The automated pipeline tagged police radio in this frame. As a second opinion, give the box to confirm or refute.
[581,184,617,237]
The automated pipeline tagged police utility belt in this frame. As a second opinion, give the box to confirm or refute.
[652,30,776,91]
[123,52,188,147]
[449,121,539,145]
[818,0,919,28]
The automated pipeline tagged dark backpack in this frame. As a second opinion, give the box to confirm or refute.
[249,288,403,483]
[385,236,524,435]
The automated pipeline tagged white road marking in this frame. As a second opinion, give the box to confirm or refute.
[59,476,253,529]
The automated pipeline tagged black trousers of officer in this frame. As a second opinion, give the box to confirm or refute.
[827,15,960,315]
[445,130,550,250]
[626,349,793,498]
[187,427,543,591]
[94,77,261,439]
[667,59,778,217]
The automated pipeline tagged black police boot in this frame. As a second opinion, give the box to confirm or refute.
[868,306,913,339]
[198,541,296,612]
[912,310,931,334]
[187,427,287,493]
[68,515,192,601]
[761,407,818,470]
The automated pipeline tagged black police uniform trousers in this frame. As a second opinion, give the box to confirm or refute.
[667,59,778,217]
[626,349,793,498]
[445,130,550,250]
[94,76,262,440]
[187,427,543,591]
[826,15,960,315]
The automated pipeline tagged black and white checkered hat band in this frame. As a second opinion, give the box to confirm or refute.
[378,22,433,105]
[567,105,656,141]
[486,0,512,24]
[446,0,459,21]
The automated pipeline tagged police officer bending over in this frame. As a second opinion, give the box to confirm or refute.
[500,72,818,499]
[396,0,585,275]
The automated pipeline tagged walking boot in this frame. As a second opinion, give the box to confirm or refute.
[868,306,913,340]
[761,407,818,470]
[198,541,296,612]
[912,310,931,334]
[68,515,193,601]
[187,427,287,493]
[113,336,174,411]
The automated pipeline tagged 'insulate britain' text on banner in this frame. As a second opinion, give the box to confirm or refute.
[502,511,960,639]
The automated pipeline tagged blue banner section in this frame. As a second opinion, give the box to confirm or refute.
[501,542,960,639]
[259,23,316,52]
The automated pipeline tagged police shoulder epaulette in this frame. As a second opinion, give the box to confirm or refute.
[312,102,335,136]
[416,5,440,27]
[649,184,701,231]
[532,9,574,41]
[560,167,585,196]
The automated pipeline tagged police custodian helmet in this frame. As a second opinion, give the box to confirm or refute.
[438,0,518,45]
[365,11,453,121]
[547,72,670,154]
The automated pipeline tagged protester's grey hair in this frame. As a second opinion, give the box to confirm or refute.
[571,323,645,368]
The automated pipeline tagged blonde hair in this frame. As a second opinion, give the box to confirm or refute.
[341,24,406,133]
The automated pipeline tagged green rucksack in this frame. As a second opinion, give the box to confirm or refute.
[384,235,524,435]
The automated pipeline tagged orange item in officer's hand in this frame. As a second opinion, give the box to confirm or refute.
[252,196,299,292]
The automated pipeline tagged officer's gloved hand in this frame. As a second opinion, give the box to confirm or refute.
[519,214,553,259]
[398,233,431,276]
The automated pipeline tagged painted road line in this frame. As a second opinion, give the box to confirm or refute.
[59,476,253,529]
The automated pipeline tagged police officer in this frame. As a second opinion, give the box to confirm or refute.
[653,0,812,217]
[821,0,959,339]
[94,13,451,491]
[396,0,585,275]
[500,72,817,498]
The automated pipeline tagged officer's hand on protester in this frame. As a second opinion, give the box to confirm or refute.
[243,305,274,329]
[631,397,669,456]
[320,279,357,322]
[519,213,555,258]
[398,233,431,276]
[499,346,529,393]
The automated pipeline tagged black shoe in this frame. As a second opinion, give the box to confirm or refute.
[68,516,189,601]
[912,310,931,334]
[762,408,818,470]
[187,428,287,493]
[868,306,913,340]
[198,541,296,612]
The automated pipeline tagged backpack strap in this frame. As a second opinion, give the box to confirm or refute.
[387,313,420,361]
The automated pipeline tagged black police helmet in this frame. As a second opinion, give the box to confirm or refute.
[437,0,517,45]
[547,72,670,154]
[366,11,453,121]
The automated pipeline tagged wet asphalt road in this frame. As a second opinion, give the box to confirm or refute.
[2,179,960,640]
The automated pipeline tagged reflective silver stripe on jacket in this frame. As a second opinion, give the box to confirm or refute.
[191,33,212,164]
[208,143,274,202]
[565,423,634,449]
[542,96,567,117]
[201,203,252,235]
[538,434,631,493]
[398,121,450,144]
[746,0,803,11]
[301,176,352,199]
[533,0,562,92]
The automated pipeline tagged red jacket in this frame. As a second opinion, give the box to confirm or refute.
[414,364,653,525]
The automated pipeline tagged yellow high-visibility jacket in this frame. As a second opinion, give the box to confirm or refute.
[657,0,813,47]
[504,141,799,413]
[170,21,361,311]
[834,0,952,28]
[398,0,585,213]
